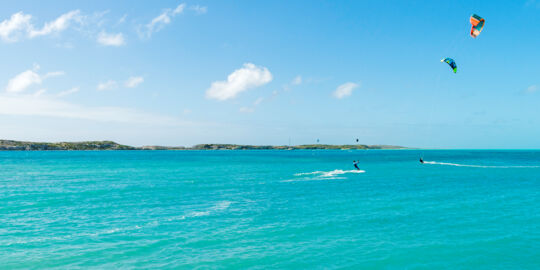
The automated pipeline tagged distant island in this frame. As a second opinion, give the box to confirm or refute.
[0,140,406,151]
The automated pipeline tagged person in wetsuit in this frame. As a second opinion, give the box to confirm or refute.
[419,158,424,164]
[353,160,360,170]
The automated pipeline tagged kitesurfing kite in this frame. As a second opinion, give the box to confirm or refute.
[441,58,457,73]
[469,14,485,38]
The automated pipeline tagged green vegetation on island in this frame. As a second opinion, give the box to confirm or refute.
[0,140,135,151]
[188,144,406,150]
[0,140,406,151]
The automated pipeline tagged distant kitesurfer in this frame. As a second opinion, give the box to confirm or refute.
[353,160,360,170]
[419,158,424,164]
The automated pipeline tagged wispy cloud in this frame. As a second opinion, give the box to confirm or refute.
[97,80,118,91]
[291,75,302,85]
[0,94,181,125]
[98,76,144,90]
[42,71,65,79]
[140,3,186,38]
[28,10,82,38]
[239,97,265,113]
[55,41,74,49]
[282,75,303,91]
[190,5,208,15]
[253,97,264,106]
[33,89,46,97]
[525,85,538,93]
[97,31,125,46]
[173,3,187,15]
[206,63,273,101]
[125,76,144,88]
[117,14,127,25]
[333,82,359,99]
[5,66,64,93]
[57,87,80,97]
[239,107,254,113]
[0,10,125,46]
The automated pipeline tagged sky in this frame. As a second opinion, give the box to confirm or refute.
[0,0,539,148]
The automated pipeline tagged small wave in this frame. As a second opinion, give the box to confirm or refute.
[211,201,231,211]
[423,161,540,168]
[188,211,210,217]
[185,200,232,218]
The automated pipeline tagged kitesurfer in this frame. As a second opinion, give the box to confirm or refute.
[419,158,424,164]
[353,160,360,170]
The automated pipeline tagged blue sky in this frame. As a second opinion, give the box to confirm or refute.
[0,0,539,148]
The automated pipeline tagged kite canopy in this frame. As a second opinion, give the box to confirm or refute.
[470,14,485,38]
[441,58,457,73]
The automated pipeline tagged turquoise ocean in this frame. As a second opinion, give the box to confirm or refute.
[1,150,539,269]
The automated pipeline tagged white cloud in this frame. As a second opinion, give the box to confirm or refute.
[55,42,74,49]
[239,107,254,113]
[0,12,32,42]
[97,80,118,91]
[190,5,207,14]
[282,75,303,91]
[43,71,65,79]
[173,3,187,15]
[57,87,80,97]
[206,63,273,101]
[5,67,64,93]
[239,97,265,113]
[291,75,302,85]
[28,10,81,38]
[0,94,180,125]
[33,89,46,97]
[98,77,144,90]
[253,97,264,106]
[333,82,359,99]
[240,97,264,113]
[142,3,186,38]
[147,12,171,35]
[117,14,127,25]
[97,31,125,46]
[6,70,41,93]
[526,85,538,93]
[0,10,93,43]
[125,76,144,88]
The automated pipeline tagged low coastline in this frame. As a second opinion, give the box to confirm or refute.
[0,140,406,151]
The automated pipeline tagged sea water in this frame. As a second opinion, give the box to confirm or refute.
[0,150,538,269]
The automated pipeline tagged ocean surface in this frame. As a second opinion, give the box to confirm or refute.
[0,150,539,269]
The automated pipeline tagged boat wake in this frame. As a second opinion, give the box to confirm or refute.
[423,161,540,168]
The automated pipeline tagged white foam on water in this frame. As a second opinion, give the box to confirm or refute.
[188,211,210,217]
[423,161,540,168]
[185,200,232,218]
[286,169,365,182]
[295,169,365,177]
[211,201,232,211]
